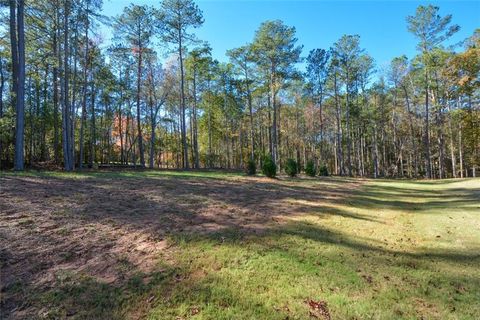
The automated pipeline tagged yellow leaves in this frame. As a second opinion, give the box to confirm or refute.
[458,75,472,87]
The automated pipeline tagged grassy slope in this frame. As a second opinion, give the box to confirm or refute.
[1,171,479,319]
[146,177,480,320]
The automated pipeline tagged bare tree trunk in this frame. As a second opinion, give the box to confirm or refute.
[403,86,418,177]
[0,58,5,166]
[125,104,131,164]
[271,69,278,165]
[89,82,96,167]
[208,107,212,167]
[79,2,89,169]
[71,27,79,167]
[192,69,199,168]
[334,71,343,175]
[424,69,432,178]
[268,96,272,157]
[178,30,188,169]
[10,0,25,170]
[79,85,87,169]
[319,92,324,164]
[148,66,155,169]
[118,69,124,164]
[136,42,145,167]
[373,123,379,179]
[392,109,398,176]
[27,78,33,164]
[334,139,338,175]
[448,103,456,178]
[62,0,73,171]
[360,132,365,176]
[400,146,404,177]
[373,94,379,178]
[246,73,254,161]
[53,7,60,164]
[149,115,155,169]
[41,67,48,161]
[345,78,352,177]
[459,122,464,178]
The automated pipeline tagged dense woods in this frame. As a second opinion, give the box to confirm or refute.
[0,1,478,178]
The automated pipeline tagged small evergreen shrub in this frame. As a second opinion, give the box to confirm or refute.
[285,158,298,177]
[305,160,316,177]
[262,155,277,178]
[319,165,329,176]
[246,159,256,175]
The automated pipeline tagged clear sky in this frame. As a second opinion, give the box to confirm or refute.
[101,0,480,70]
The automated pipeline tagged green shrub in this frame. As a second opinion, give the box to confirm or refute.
[246,159,256,175]
[285,158,298,177]
[262,155,277,178]
[305,160,316,177]
[319,165,329,176]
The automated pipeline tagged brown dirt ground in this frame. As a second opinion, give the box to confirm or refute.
[0,171,361,319]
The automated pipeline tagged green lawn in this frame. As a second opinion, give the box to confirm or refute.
[1,171,479,319]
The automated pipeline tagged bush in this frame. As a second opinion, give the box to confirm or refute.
[285,158,298,177]
[246,159,256,175]
[305,160,316,177]
[262,155,277,178]
[319,165,329,176]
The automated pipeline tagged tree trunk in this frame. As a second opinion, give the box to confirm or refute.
[178,30,189,169]
[424,68,432,178]
[334,70,343,175]
[246,70,254,161]
[403,86,418,177]
[148,67,155,169]
[459,122,464,178]
[0,58,4,166]
[79,3,89,169]
[208,107,212,167]
[136,42,145,167]
[373,123,379,179]
[53,8,60,164]
[192,69,199,168]
[118,69,124,164]
[271,68,278,165]
[345,77,352,177]
[62,0,73,171]
[448,103,456,178]
[11,0,25,171]
[89,82,96,167]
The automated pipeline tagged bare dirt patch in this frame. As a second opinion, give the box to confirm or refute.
[0,171,361,319]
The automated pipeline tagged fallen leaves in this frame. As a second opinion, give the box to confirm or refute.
[305,299,331,320]
[190,306,200,315]
[362,274,373,284]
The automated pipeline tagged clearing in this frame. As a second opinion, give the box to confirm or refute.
[0,171,479,319]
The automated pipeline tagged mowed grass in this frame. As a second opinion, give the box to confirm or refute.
[146,178,480,320]
[1,170,479,319]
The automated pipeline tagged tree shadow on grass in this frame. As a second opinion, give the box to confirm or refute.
[342,182,480,213]
[164,221,480,319]
[1,173,479,319]
[0,173,362,318]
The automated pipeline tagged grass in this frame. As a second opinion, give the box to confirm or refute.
[146,179,479,320]
[1,170,479,319]
[0,168,244,181]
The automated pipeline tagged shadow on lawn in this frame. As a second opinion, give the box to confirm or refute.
[344,183,480,213]
[0,172,479,319]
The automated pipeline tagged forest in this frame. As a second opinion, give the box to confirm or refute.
[0,0,478,178]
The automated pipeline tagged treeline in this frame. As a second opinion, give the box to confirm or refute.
[0,1,478,178]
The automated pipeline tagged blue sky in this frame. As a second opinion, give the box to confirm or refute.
[101,0,480,70]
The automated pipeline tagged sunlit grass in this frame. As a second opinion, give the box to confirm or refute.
[3,171,479,319]
[144,177,480,319]
[0,168,244,180]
